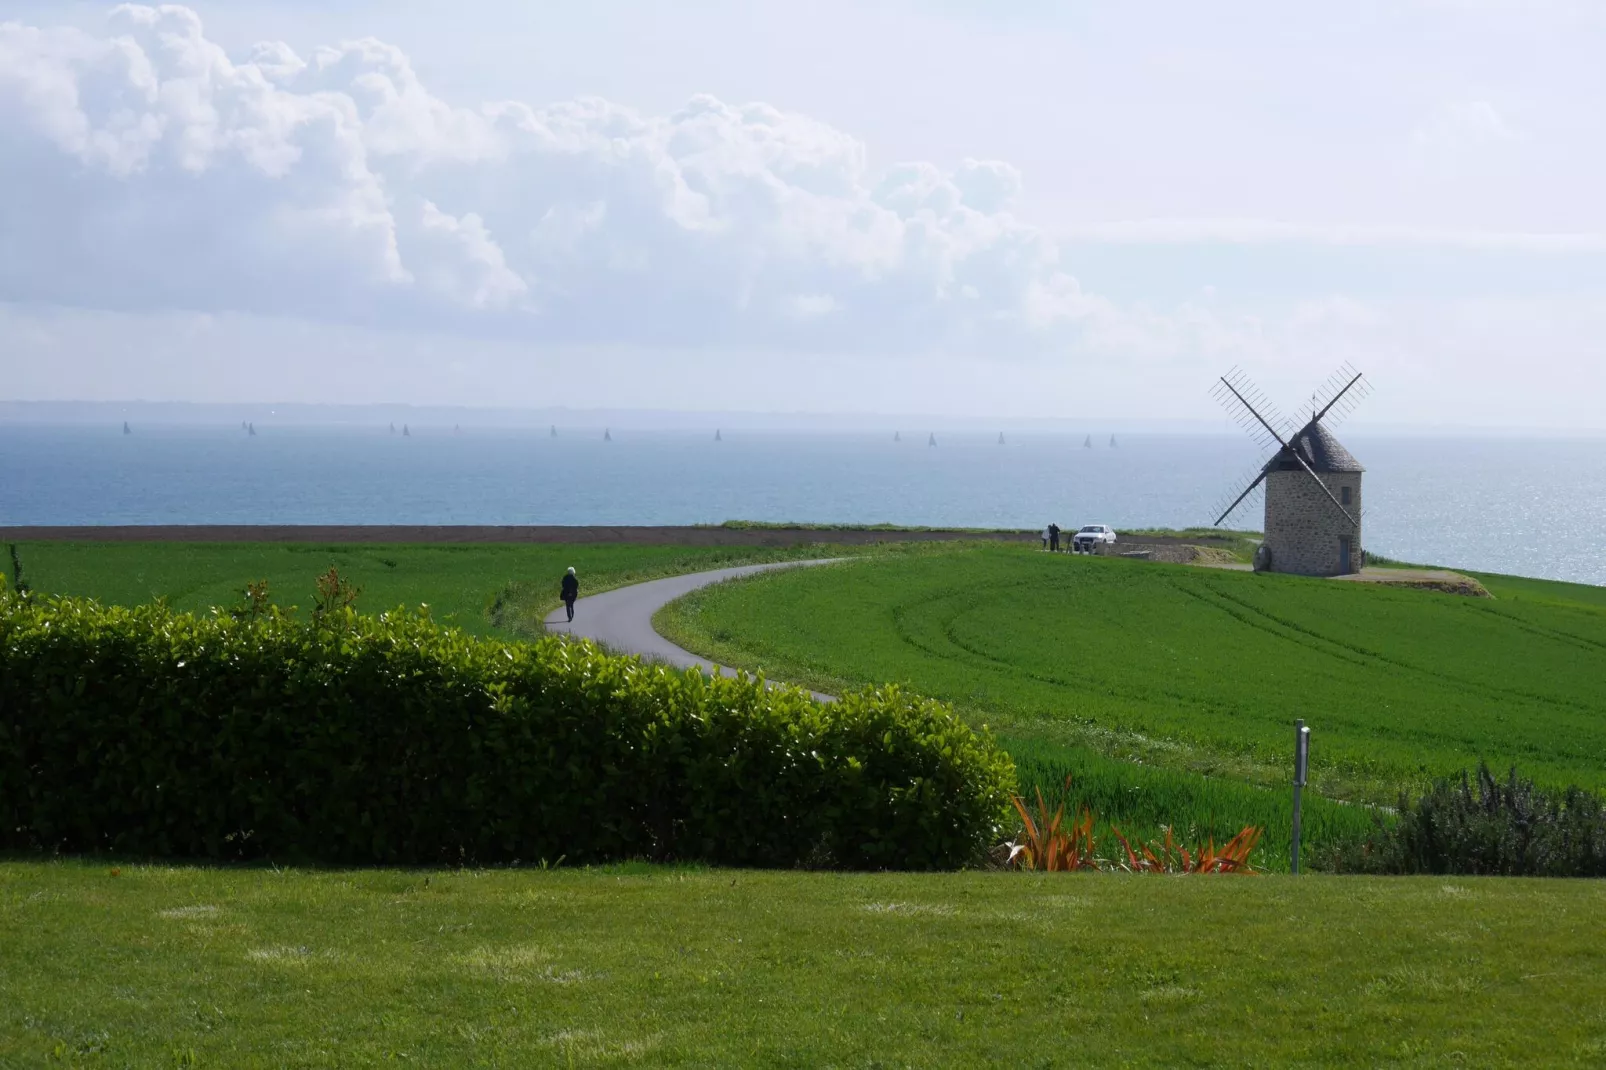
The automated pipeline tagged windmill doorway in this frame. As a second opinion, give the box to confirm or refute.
[1339,536,1352,574]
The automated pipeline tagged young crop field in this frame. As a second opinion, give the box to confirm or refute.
[1,540,864,638]
[5,860,1605,1066]
[657,544,1606,810]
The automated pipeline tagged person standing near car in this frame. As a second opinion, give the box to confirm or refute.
[1041,524,1051,550]
[1049,523,1061,552]
[560,566,579,622]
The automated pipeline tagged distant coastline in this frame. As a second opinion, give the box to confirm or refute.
[0,524,1037,546]
[3,425,1602,584]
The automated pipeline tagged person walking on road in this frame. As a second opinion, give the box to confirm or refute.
[560,567,579,623]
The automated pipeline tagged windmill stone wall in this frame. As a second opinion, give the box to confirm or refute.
[1263,469,1362,576]
[1257,420,1365,576]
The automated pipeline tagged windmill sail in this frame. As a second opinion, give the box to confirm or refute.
[1297,362,1372,436]
[1210,366,1365,527]
[1213,468,1268,527]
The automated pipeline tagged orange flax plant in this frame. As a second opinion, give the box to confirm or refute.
[1109,824,1264,874]
[1007,783,1098,871]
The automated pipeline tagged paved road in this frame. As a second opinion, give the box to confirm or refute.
[543,560,839,699]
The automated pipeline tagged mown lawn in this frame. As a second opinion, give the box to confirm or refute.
[656,544,1606,805]
[1,541,865,638]
[4,861,1605,1067]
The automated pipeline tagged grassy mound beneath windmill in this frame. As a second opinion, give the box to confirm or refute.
[656,543,1606,841]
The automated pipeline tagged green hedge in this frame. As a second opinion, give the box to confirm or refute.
[0,584,1014,869]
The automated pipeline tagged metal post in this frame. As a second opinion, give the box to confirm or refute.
[1291,720,1310,874]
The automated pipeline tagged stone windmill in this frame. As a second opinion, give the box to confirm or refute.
[1211,364,1371,576]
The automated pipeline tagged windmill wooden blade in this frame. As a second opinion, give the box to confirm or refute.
[1211,367,1289,452]
[1214,469,1268,527]
[1308,363,1371,429]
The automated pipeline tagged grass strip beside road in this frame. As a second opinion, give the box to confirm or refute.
[3,540,885,638]
[4,860,1605,1067]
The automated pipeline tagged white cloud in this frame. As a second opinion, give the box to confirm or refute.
[0,5,1104,352]
[1,3,1603,428]
[410,199,526,309]
[787,293,840,319]
[1058,218,1606,251]
[1413,99,1516,152]
[7,290,1606,430]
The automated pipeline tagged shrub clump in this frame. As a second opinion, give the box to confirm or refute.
[1331,763,1606,876]
[0,582,1014,869]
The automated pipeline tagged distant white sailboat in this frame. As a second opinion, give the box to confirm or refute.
[604,428,612,441]
[1083,434,1092,448]
[241,420,248,431]
[389,422,396,434]
[247,422,256,437]
[454,424,461,435]
[928,432,936,446]
[403,424,410,437]
[550,425,557,438]
[998,432,1005,445]
[1110,434,1118,448]
[893,430,900,442]
[122,421,131,435]
[715,429,722,441]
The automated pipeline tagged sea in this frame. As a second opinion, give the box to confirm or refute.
[2,424,1604,586]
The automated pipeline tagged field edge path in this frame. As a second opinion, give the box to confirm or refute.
[543,560,839,700]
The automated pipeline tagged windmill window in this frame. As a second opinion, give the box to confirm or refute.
[1341,486,1352,506]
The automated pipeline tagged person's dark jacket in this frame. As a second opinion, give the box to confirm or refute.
[561,573,579,602]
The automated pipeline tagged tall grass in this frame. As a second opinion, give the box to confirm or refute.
[1005,736,1378,873]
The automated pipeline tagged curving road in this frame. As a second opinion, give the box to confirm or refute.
[543,559,839,699]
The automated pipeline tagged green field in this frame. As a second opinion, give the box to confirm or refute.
[7,539,1606,1062]
[1,540,860,638]
[657,544,1606,812]
[19,537,1606,869]
[5,861,1606,1067]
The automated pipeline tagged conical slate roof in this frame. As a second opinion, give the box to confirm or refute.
[1266,420,1364,474]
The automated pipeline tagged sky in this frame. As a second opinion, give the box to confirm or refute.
[1,0,1604,429]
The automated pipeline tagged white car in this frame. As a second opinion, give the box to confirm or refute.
[1072,524,1117,553]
